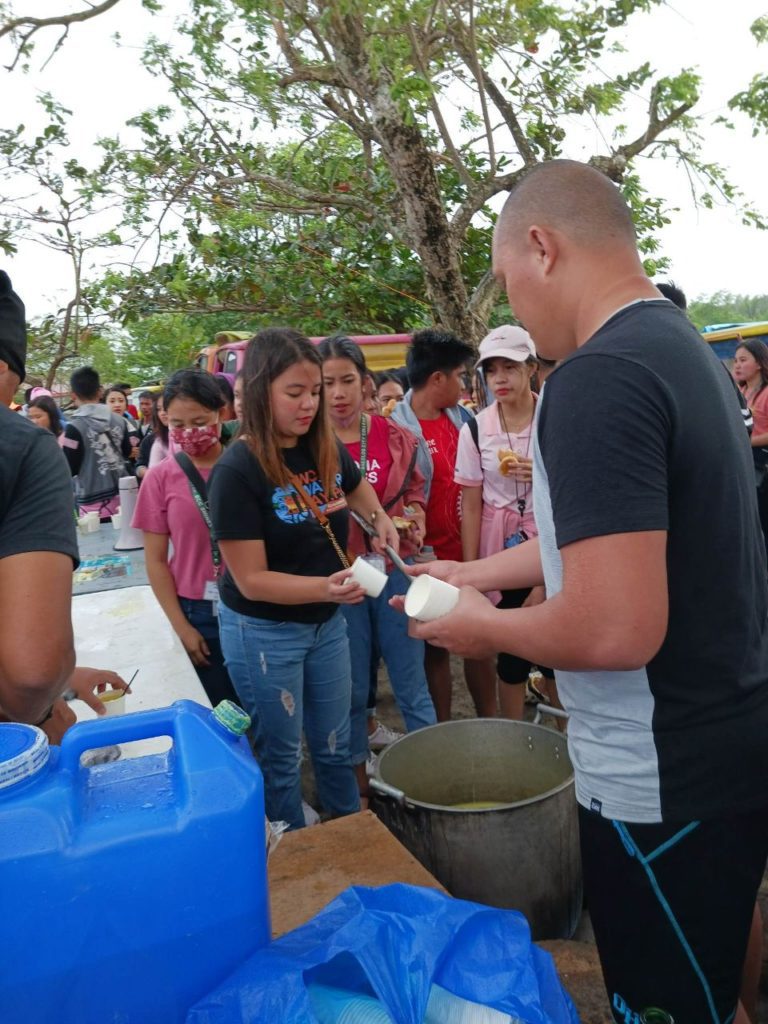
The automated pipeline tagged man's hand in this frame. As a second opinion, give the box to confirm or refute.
[41,699,76,745]
[408,559,466,586]
[392,586,499,659]
[67,667,130,716]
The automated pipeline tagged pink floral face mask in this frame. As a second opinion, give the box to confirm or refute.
[170,423,219,457]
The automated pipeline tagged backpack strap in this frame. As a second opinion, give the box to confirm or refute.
[467,415,480,453]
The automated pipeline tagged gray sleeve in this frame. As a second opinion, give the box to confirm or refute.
[0,433,79,565]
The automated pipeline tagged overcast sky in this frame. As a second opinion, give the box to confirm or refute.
[4,0,768,320]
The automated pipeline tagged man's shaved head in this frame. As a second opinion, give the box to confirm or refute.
[491,159,654,358]
[497,159,636,250]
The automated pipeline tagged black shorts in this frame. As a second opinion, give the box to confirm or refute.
[496,588,555,684]
[579,803,768,1024]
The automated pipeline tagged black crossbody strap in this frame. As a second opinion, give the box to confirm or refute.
[174,452,221,573]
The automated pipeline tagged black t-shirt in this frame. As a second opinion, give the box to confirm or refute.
[209,437,362,623]
[534,300,768,822]
[0,405,79,566]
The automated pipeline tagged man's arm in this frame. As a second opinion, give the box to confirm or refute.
[0,551,75,722]
[407,530,668,670]
[61,423,83,476]
[0,428,79,723]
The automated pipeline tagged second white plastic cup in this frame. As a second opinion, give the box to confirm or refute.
[349,557,388,598]
[99,689,127,716]
[404,574,460,622]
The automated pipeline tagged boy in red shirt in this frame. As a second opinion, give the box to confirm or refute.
[391,329,496,719]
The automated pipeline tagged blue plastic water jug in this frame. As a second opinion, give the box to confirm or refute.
[0,699,271,1024]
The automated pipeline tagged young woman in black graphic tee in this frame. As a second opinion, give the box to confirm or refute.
[208,328,399,831]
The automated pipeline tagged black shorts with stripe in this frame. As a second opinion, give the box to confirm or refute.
[579,803,768,1024]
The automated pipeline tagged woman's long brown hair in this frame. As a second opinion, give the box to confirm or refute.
[240,327,339,493]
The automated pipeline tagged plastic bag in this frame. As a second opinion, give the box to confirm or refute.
[186,884,579,1024]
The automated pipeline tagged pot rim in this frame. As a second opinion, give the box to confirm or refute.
[373,717,574,812]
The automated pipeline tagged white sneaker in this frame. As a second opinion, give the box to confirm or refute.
[365,753,378,778]
[368,720,403,750]
[302,800,321,827]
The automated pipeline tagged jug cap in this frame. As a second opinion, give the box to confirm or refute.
[213,700,251,737]
[0,724,50,790]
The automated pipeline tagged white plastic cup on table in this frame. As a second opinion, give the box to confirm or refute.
[99,689,127,716]
[404,574,460,622]
[349,556,388,598]
[111,512,122,531]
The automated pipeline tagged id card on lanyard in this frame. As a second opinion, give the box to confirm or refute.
[174,453,222,613]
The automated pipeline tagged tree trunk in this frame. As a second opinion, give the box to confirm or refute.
[326,13,485,345]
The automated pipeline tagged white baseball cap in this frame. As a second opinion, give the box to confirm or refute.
[475,325,536,368]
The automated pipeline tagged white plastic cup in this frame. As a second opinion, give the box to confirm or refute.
[349,556,388,598]
[99,689,126,716]
[404,575,460,622]
[111,512,122,531]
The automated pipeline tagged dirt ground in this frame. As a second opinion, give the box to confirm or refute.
[302,657,768,1022]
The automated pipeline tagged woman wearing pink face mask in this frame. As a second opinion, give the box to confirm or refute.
[132,370,238,706]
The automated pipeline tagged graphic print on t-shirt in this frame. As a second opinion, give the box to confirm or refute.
[272,469,346,525]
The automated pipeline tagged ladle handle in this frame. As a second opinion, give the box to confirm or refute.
[369,777,407,806]
[533,703,569,726]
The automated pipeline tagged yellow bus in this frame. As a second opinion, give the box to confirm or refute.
[700,322,768,362]
[195,332,412,377]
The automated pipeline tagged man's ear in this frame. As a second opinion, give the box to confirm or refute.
[528,224,559,277]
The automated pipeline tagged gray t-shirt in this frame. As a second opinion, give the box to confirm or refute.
[534,300,768,823]
[0,404,78,566]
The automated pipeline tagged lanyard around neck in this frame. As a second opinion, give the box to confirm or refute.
[174,453,221,573]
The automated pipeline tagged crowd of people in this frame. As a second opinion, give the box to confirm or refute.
[3,157,768,1024]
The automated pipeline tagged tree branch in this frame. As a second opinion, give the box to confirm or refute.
[451,167,527,242]
[406,22,473,188]
[320,92,375,143]
[590,85,696,182]
[1,0,122,71]
[273,16,346,89]
[468,268,501,327]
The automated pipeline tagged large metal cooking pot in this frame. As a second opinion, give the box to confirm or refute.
[369,714,581,940]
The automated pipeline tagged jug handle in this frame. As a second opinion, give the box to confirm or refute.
[59,703,183,774]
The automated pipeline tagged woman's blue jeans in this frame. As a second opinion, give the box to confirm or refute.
[342,565,436,765]
[219,603,360,830]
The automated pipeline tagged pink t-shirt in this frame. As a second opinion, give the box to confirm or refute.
[132,457,219,600]
[454,401,537,545]
[741,383,768,437]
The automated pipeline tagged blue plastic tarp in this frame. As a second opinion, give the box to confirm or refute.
[186,884,580,1024]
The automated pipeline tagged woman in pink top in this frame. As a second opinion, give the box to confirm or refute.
[733,337,768,559]
[454,325,559,720]
[132,370,238,707]
[27,395,65,446]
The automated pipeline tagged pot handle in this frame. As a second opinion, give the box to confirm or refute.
[533,703,569,726]
[369,777,408,806]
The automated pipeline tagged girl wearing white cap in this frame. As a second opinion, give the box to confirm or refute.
[454,325,559,720]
